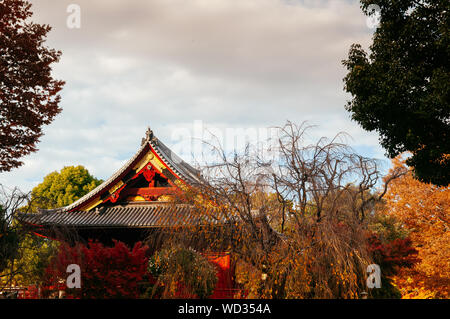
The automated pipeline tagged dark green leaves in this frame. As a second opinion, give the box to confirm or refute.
[343,0,450,186]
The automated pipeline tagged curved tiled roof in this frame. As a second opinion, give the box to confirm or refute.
[149,135,202,185]
[19,202,221,228]
[40,127,203,214]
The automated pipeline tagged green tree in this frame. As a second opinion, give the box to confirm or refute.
[1,166,102,291]
[2,234,58,291]
[31,166,103,209]
[343,0,449,186]
[0,186,33,291]
[0,205,19,273]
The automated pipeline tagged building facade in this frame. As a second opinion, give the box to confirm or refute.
[18,127,235,298]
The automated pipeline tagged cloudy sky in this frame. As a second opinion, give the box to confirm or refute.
[1,0,390,192]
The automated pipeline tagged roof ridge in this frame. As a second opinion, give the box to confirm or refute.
[57,140,148,213]
[41,126,202,213]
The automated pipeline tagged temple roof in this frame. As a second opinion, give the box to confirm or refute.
[20,202,220,229]
[36,127,202,214]
[17,127,212,231]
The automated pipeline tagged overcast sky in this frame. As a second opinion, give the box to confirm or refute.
[1,0,390,192]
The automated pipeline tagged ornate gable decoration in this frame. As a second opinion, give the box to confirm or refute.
[41,127,202,214]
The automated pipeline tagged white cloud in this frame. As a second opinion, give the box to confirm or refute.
[1,0,388,192]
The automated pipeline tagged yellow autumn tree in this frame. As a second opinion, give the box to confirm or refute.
[384,157,449,298]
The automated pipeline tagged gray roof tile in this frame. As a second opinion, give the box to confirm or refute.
[18,202,222,228]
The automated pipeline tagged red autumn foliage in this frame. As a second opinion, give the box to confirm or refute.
[367,234,419,277]
[43,240,149,299]
[17,285,40,299]
[0,0,65,172]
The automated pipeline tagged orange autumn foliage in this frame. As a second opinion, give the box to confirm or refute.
[384,157,450,298]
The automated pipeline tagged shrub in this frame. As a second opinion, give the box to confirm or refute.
[148,245,217,299]
[44,240,149,298]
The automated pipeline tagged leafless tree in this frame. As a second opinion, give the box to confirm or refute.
[0,185,72,298]
[0,184,32,296]
[174,121,406,298]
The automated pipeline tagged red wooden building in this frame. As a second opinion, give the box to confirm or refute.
[18,127,235,298]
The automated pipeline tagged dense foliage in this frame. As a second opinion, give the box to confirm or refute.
[367,234,418,298]
[343,0,450,186]
[44,240,149,299]
[0,205,19,272]
[0,166,101,292]
[31,166,103,209]
[0,185,30,282]
[385,158,449,298]
[0,0,64,172]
